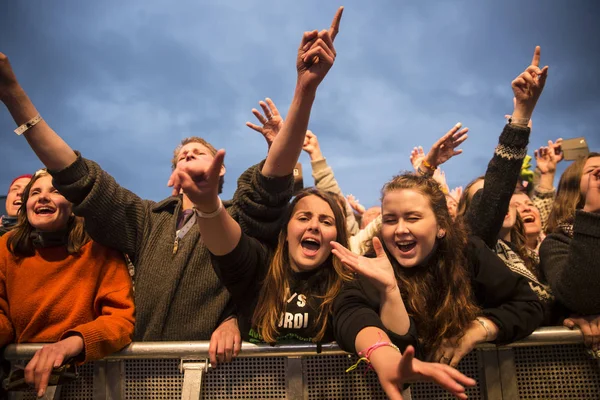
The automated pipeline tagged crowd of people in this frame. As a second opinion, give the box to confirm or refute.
[0,6,599,400]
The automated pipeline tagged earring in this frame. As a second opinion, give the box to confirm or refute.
[437,231,446,239]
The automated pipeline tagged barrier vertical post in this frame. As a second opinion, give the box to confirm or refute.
[181,360,208,400]
[286,356,304,400]
[479,348,503,399]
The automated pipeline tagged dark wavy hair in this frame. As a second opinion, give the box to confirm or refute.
[371,173,480,355]
[252,188,352,343]
[7,170,90,257]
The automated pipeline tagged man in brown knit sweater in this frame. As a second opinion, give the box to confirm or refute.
[0,51,297,365]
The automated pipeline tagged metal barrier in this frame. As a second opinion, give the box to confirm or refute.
[4,327,600,399]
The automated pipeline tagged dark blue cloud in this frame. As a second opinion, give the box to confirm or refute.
[1,0,598,209]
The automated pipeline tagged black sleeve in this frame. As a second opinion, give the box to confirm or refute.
[468,236,544,344]
[465,124,530,248]
[333,275,420,356]
[540,211,600,315]
[229,160,293,246]
[210,232,271,306]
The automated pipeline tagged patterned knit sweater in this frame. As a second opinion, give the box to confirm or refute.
[49,153,293,341]
[465,124,558,316]
[466,123,530,248]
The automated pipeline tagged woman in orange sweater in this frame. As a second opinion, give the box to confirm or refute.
[0,170,134,397]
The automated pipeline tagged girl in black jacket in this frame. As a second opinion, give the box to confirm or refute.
[331,173,543,393]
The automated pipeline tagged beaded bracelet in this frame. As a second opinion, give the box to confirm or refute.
[346,332,400,374]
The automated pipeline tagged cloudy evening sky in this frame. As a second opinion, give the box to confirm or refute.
[1,1,599,209]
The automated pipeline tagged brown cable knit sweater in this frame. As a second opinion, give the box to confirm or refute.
[49,153,293,341]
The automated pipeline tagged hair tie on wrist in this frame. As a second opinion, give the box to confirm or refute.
[194,198,223,219]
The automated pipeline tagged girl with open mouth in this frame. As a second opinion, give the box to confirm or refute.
[331,173,543,399]
[0,170,134,398]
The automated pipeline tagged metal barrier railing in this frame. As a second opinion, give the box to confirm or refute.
[2,326,585,360]
[3,327,598,400]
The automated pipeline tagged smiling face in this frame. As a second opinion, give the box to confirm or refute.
[510,193,541,236]
[381,189,444,268]
[5,177,31,217]
[286,195,338,272]
[25,175,73,231]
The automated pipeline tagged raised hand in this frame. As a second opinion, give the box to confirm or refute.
[371,345,475,400]
[331,237,397,293]
[423,123,469,170]
[246,98,283,149]
[302,130,323,159]
[168,149,225,212]
[534,138,563,175]
[410,146,426,172]
[346,194,366,216]
[511,46,549,121]
[449,186,463,203]
[583,168,600,214]
[433,168,450,194]
[296,7,343,91]
[0,52,21,100]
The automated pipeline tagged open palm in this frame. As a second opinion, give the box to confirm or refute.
[331,237,397,293]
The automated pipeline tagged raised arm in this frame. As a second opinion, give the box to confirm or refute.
[0,53,151,259]
[414,123,469,177]
[304,130,360,234]
[465,47,549,247]
[0,53,76,171]
[532,139,562,230]
[261,7,343,178]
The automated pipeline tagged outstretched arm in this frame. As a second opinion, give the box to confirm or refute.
[465,46,549,247]
[0,53,76,170]
[262,7,343,178]
[0,53,151,259]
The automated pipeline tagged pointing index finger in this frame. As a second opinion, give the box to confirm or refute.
[329,6,344,41]
[531,45,541,67]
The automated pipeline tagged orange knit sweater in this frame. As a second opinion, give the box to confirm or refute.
[0,234,134,362]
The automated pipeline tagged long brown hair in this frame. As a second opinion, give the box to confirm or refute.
[252,188,352,343]
[546,152,600,234]
[377,173,480,354]
[7,170,90,257]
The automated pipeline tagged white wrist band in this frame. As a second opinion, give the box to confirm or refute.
[14,114,43,135]
[194,198,223,219]
[476,317,491,342]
